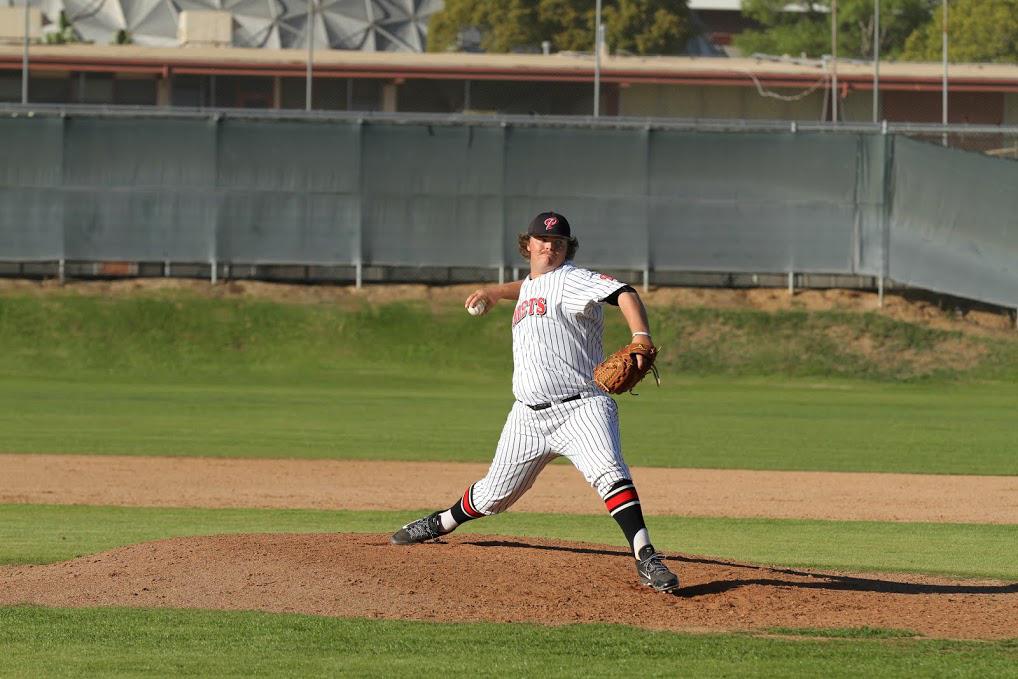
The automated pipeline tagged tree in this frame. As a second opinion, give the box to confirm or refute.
[734,0,934,60]
[901,0,1018,63]
[427,0,694,56]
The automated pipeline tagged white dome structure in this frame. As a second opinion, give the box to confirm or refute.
[17,0,442,50]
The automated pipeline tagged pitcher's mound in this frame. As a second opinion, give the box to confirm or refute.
[2,533,1015,639]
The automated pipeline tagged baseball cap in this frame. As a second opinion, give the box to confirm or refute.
[527,211,571,238]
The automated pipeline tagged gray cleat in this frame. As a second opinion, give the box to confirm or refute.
[390,511,445,545]
[636,544,680,592]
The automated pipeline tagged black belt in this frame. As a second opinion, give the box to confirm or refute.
[524,393,583,411]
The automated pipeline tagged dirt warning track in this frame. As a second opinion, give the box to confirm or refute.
[3,454,1017,524]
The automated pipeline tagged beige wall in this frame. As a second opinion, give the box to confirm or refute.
[620,83,825,121]
[840,90,876,123]
[1005,93,1018,126]
[0,7,42,42]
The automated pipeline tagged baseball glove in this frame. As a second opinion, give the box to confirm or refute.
[593,342,661,395]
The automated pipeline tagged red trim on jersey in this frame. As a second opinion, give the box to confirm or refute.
[461,486,484,518]
[604,488,639,513]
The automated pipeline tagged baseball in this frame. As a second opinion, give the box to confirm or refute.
[467,301,486,316]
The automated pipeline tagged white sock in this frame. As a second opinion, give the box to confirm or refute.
[632,528,651,558]
[438,509,458,533]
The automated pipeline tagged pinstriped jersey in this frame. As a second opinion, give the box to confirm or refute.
[511,263,627,404]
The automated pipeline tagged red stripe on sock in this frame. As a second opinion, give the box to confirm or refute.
[462,486,484,518]
[604,488,639,513]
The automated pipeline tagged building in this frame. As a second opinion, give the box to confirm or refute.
[1,42,1017,126]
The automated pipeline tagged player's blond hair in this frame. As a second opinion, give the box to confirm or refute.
[517,234,579,261]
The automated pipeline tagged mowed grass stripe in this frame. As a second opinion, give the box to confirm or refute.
[2,606,1016,678]
[1,291,1018,475]
[2,504,1016,580]
[2,376,1017,475]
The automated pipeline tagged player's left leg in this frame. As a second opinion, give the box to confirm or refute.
[556,395,679,592]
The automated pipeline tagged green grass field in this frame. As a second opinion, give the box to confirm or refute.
[2,288,1016,676]
[3,607,1017,678]
[3,504,1017,579]
[1,291,1016,473]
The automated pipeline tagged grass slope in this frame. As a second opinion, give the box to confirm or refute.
[3,504,1016,579]
[2,607,1016,678]
[2,292,1018,474]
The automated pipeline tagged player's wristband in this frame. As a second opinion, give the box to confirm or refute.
[632,332,652,339]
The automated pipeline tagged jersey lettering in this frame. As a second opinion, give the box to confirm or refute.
[512,297,548,326]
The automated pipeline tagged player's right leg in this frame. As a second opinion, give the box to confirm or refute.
[390,403,554,545]
[557,396,680,592]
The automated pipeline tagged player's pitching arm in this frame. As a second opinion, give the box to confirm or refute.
[616,290,654,371]
[465,280,524,316]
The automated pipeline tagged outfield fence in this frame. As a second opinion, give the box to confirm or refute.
[0,105,1015,311]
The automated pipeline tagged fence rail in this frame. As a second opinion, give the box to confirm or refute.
[4,103,1018,136]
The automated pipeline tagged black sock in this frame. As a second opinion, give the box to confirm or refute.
[603,479,649,552]
[443,483,484,530]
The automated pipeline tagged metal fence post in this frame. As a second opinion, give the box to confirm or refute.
[210,113,221,285]
[643,125,652,292]
[879,131,894,308]
[355,118,364,288]
[500,121,509,284]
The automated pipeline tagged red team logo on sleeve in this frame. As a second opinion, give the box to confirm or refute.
[512,297,547,325]
[598,274,617,281]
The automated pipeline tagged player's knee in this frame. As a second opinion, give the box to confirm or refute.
[473,476,538,515]
[471,492,514,515]
[593,471,633,499]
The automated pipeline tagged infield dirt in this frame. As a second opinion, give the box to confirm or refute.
[4,454,1017,524]
[3,453,1018,640]
[2,533,1016,640]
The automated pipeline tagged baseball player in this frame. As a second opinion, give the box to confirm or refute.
[390,211,679,592]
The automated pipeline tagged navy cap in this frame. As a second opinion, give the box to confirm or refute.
[527,211,571,238]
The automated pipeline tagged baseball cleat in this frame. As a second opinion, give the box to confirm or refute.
[635,545,680,592]
[390,512,444,545]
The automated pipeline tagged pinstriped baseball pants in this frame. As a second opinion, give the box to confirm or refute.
[467,394,632,516]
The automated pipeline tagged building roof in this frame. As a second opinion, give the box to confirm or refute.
[3,44,1018,92]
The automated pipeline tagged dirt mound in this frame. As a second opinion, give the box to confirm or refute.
[2,534,1015,640]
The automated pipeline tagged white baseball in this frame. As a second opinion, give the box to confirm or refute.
[467,300,486,316]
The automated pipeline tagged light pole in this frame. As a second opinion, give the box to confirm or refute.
[873,0,880,122]
[21,0,30,104]
[593,0,602,117]
[941,0,948,144]
[306,0,315,111]
[831,0,838,123]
